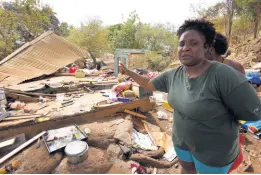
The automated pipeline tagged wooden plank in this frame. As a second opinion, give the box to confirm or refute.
[0,99,155,140]
[3,115,40,121]
[6,92,39,103]
[2,88,56,97]
[124,109,146,119]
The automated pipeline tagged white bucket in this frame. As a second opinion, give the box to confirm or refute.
[0,90,7,111]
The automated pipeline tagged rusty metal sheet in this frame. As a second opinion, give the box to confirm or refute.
[0,31,87,86]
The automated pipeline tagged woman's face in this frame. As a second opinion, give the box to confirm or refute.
[178,30,207,67]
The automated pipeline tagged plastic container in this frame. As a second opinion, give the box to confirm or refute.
[65,141,88,164]
[75,69,86,78]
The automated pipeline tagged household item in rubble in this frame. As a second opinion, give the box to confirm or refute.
[0,160,20,174]
[121,90,136,98]
[65,141,88,164]
[163,101,173,112]
[69,65,79,73]
[117,97,133,103]
[246,72,261,85]
[112,81,132,95]
[75,69,86,78]
[132,84,153,99]
[0,90,7,111]
[240,120,261,133]
[42,125,87,153]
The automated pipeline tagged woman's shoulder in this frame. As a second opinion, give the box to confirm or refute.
[212,61,239,74]
[211,61,247,84]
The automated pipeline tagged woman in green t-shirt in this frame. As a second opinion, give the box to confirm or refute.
[119,19,261,174]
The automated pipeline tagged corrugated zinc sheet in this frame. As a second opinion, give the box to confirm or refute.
[0,31,87,86]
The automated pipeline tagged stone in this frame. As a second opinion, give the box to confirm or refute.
[113,120,133,146]
[107,144,122,162]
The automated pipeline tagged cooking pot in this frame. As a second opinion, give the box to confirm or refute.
[65,141,88,164]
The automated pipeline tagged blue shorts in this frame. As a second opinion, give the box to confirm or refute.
[175,147,233,174]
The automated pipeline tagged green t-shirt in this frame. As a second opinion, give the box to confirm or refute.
[152,61,261,167]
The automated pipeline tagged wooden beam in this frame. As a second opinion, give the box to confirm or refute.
[6,92,39,103]
[0,99,155,140]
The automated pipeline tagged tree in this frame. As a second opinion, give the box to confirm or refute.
[109,11,143,49]
[135,23,177,53]
[235,0,261,39]
[67,17,111,67]
[226,0,235,43]
[192,1,235,43]
[108,11,178,54]
[0,9,18,59]
[0,0,70,59]
[56,22,70,37]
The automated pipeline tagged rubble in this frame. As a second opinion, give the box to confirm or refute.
[1,35,261,174]
[107,144,123,162]
[113,120,133,146]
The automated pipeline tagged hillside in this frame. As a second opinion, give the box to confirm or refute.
[229,38,261,69]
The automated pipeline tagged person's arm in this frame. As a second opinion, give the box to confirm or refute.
[119,63,172,93]
[119,63,155,91]
[217,66,261,121]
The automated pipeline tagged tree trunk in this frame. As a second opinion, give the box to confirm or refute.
[224,14,227,37]
[89,51,97,69]
[226,0,234,44]
[253,15,259,39]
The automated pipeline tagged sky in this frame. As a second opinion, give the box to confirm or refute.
[41,0,221,27]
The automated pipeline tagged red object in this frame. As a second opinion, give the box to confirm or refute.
[130,163,147,174]
[228,134,245,173]
[69,66,79,73]
[112,81,132,94]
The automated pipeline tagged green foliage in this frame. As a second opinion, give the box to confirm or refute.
[67,18,111,60]
[110,11,143,49]
[0,9,18,58]
[108,11,178,54]
[145,52,173,71]
[56,22,70,37]
[0,0,72,60]
[194,0,261,42]
[135,23,177,52]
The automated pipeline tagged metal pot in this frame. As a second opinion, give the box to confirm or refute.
[65,141,88,164]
